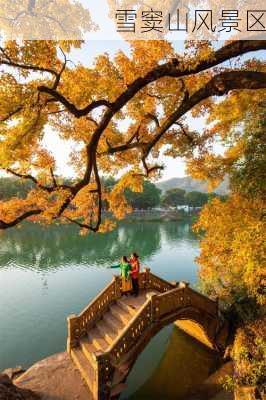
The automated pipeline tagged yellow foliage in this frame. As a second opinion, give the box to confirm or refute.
[0,39,265,233]
[232,317,266,386]
[194,195,266,305]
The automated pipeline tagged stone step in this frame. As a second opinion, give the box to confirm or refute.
[103,313,125,332]
[109,304,132,325]
[88,327,109,352]
[80,337,98,365]
[96,319,118,346]
[71,347,95,395]
[117,300,137,317]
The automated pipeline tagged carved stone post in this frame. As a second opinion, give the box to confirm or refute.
[113,275,122,300]
[67,314,78,354]
[178,281,190,308]
[178,281,189,288]
[149,292,159,322]
[144,267,151,290]
[94,352,114,400]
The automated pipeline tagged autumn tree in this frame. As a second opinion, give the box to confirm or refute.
[193,106,265,304]
[193,109,265,394]
[0,40,265,233]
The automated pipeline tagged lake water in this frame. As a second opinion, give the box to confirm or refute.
[0,221,216,399]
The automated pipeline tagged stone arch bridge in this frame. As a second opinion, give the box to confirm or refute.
[67,269,229,400]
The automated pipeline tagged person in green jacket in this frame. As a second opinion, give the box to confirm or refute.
[110,256,132,294]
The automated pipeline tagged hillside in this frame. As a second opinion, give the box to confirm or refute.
[156,176,228,195]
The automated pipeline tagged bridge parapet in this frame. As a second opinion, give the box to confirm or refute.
[67,271,227,400]
[67,269,173,350]
[105,284,221,364]
[144,268,176,292]
[108,297,152,365]
[67,277,118,350]
[152,287,189,321]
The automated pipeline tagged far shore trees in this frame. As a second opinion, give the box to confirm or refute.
[161,188,186,208]
[125,180,161,210]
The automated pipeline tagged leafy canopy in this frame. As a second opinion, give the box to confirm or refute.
[194,110,266,307]
[0,39,265,233]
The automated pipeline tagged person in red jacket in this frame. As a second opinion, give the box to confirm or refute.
[130,252,140,297]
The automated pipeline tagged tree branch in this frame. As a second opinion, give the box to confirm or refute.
[37,41,265,120]
[140,157,164,177]
[0,106,23,122]
[1,40,266,232]
[65,157,102,233]
[0,209,42,229]
[52,47,68,90]
[5,168,53,192]
[173,121,194,143]
[145,112,160,127]
[49,167,57,187]
[4,168,71,193]
[145,71,266,155]
[37,86,113,117]
[86,116,99,127]
[0,46,59,77]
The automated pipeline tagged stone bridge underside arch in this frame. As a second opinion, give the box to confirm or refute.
[109,305,228,399]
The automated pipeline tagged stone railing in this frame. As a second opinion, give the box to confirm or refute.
[67,270,219,353]
[67,269,155,351]
[106,282,185,365]
[144,268,177,292]
[67,270,225,400]
[152,284,218,321]
[152,286,186,320]
[106,281,219,366]
[67,276,121,351]
[108,296,153,365]
[185,286,218,315]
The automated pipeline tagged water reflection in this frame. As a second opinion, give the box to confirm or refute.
[0,222,163,270]
[161,221,196,245]
[0,220,199,373]
[127,326,219,400]
[0,221,197,271]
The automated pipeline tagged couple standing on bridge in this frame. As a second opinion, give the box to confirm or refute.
[110,253,140,297]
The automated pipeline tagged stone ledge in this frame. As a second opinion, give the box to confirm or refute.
[15,352,92,400]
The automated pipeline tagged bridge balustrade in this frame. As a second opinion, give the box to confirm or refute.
[67,270,226,400]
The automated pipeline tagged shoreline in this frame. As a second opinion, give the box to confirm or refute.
[122,210,199,223]
[2,324,232,400]
[1,349,233,400]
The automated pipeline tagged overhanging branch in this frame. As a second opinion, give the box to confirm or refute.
[145,70,266,154]
[0,209,42,229]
